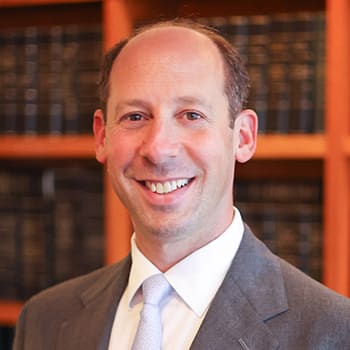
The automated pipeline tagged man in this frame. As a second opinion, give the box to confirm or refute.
[13,19,350,349]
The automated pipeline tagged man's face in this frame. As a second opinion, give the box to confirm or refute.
[94,27,256,246]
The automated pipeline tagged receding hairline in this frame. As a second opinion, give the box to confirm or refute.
[113,23,226,74]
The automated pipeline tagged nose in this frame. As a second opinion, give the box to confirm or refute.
[139,119,180,165]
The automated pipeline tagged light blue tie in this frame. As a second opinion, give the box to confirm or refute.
[131,274,171,350]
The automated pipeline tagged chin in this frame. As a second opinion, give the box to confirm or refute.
[138,217,188,239]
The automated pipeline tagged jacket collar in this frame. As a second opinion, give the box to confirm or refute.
[191,226,288,349]
[55,225,288,350]
[56,256,131,350]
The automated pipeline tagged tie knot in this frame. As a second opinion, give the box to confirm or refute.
[142,274,171,306]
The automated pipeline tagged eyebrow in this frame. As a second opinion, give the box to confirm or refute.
[114,96,212,113]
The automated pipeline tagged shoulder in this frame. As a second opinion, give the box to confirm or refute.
[13,257,131,349]
[237,226,350,345]
[21,255,131,321]
[274,257,350,346]
[279,257,350,317]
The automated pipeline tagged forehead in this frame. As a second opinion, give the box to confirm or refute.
[110,26,225,90]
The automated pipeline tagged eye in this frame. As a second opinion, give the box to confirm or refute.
[184,111,202,121]
[126,113,144,121]
[115,112,148,129]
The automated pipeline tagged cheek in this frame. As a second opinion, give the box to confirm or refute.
[105,132,136,170]
[197,128,234,161]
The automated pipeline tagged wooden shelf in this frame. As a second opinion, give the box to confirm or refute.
[0,301,22,325]
[342,137,350,156]
[0,135,95,159]
[255,134,325,159]
[0,134,326,160]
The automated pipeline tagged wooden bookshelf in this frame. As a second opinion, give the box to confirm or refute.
[255,134,325,159]
[0,302,22,325]
[0,135,95,159]
[323,0,350,296]
[0,0,349,330]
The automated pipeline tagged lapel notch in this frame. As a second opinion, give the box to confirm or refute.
[191,227,287,349]
[56,256,131,350]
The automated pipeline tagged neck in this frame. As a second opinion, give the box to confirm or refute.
[134,215,234,271]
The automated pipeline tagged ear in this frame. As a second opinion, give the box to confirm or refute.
[93,109,107,164]
[234,109,258,163]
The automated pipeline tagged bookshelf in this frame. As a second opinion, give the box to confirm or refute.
[0,0,349,333]
[324,0,350,296]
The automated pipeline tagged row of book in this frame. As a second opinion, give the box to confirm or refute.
[199,11,325,134]
[0,11,325,136]
[235,179,323,281]
[0,165,104,300]
[0,165,323,301]
[0,23,102,135]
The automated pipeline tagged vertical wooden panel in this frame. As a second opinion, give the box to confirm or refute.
[324,0,350,295]
[103,0,132,50]
[104,171,132,264]
[102,0,133,264]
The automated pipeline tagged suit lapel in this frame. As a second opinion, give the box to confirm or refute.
[191,226,288,350]
[56,256,131,350]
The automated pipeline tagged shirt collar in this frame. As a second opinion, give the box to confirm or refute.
[127,207,244,316]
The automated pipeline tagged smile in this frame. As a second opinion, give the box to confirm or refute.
[145,179,190,194]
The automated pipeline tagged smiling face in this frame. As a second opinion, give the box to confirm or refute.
[94,26,257,251]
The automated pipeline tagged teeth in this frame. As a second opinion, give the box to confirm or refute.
[145,179,189,194]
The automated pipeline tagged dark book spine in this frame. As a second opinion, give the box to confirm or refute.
[62,25,80,134]
[228,15,249,62]
[23,27,39,135]
[1,30,20,134]
[0,173,19,300]
[288,12,316,133]
[48,26,65,135]
[246,15,270,133]
[313,12,326,133]
[235,179,323,280]
[76,24,102,133]
[266,13,293,133]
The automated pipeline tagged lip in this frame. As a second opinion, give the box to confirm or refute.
[135,177,194,207]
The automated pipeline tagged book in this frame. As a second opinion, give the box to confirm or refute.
[235,178,323,281]
[23,27,39,135]
[0,23,102,135]
[197,11,325,134]
[288,12,316,133]
[266,13,293,133]
[0,165,104,301]
[246,15,270,132]
[313,12,326,133]
[1,29,20,134]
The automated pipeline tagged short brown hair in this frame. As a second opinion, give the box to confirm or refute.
[98,18,249,127]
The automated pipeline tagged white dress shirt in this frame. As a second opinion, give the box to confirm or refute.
[108,207,244,350]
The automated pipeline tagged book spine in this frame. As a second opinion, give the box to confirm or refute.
[48,26,65,135]
[313,12,326,133]
[266,13,293,133]
[23,27,39,135]
[288,12,316,133]
[235,179,323,280]
[246,15,270,133]
[0,165,104,301]
[1,30,20,134]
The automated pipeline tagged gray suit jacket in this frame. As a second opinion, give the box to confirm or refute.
[13,226,350,349]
